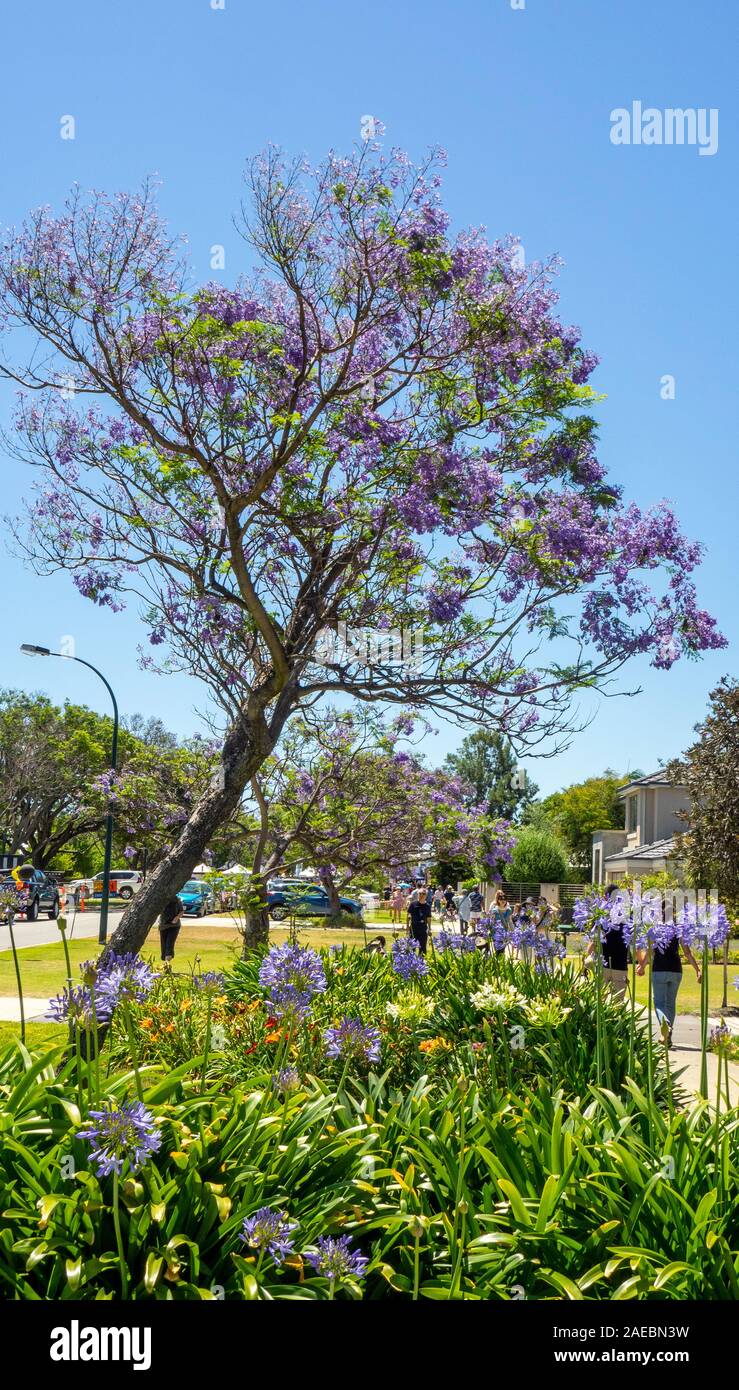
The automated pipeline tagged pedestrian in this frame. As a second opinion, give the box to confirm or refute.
[432,886,443,917]
[407,887,432,955]
[492,888,512,951]
[457,889,473,935]
[585,884,630,999]
[637,915,701,1048]
[390,884,405,925]
[159,893,183,965]
[469,885,484,930]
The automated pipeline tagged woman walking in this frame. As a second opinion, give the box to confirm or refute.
[390,885,405,925]
[637,921,701,1047]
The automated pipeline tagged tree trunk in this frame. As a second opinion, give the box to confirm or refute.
[322,870,344,924]
[241,874,270,954]
[101,709,275,963]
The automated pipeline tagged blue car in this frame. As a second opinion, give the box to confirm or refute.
[267,886,363,922]
[178,880,215,917]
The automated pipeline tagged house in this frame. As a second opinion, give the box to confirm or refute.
[591,772,690,884]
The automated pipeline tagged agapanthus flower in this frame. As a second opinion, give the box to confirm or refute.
[96,952,157,1012]
[240,1207,297,1265]
[391,937,429,980]
[258,942,327,1020]
[709,1021,734,1055]
[324,1017,381,1064]
[676,901,731,950]
[194,970,225,992]
[470,983,526,1012]
[525,997,573,1028]
[304,1234,368,1282]
[436,931,477,953]
[78,1101,161,1177]
[272,1066,301,1095]
[46,983,112,1028]
[385,990,436,1023]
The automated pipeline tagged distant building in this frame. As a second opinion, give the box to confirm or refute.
[591,772,690,884]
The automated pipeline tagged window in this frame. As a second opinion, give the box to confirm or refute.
[627,797,638,833]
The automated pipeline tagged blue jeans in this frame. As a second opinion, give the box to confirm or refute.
[652,971,681,1029]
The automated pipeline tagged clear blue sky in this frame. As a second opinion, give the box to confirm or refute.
[0,0,736,795]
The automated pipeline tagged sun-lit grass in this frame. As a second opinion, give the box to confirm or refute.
[0,915,406,1001]
[2,912,735,1018]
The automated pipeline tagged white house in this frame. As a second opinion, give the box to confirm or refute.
[591,772,690,884]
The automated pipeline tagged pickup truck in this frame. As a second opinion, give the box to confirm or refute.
[0,865,60,921]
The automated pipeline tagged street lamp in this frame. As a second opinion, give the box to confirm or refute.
[21,644,119,945]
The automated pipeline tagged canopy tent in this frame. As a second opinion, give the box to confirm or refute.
[191,863,212,877]
[220,863,252,876]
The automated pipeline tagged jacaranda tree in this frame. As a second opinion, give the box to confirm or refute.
[250,709,512,927]
[0,134,724,957]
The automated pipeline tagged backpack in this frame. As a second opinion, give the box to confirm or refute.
[470,890,483,911]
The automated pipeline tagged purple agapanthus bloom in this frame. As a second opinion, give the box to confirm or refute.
[676,902,731,950]
[436,931,476,954]
[78,1101,161,1177]
[324,1017,381,1064]
[391,937,429,980]
[305,1234,368,1282]
[240,1207,297,1265]
[95,952,157,1012]
[194,970,225,992]
[258,942,327,1020]
[46,983,112,1028]
[272,1066,301,1095]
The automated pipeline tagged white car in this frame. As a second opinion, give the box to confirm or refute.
[67,870,143,903]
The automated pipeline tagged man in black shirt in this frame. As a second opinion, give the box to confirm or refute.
[407,888,432,955]
[159,894,183,964]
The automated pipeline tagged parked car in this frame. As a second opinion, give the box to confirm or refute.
[267,886,364,922]
[267,876,319,893]
[91,869,143,901]
[0,865,60,922]
[178,880,216,917]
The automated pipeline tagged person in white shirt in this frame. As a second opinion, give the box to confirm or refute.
[457,891,473,935]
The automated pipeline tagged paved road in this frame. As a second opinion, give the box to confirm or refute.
[0,906,230,954]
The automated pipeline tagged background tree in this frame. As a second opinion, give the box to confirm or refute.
[504,826,568,885]
[524,770,629,876]
[0,689,118,868]
[444,729,538,821]
[242,709,513,931]
[0,139,723,958]
[666,677,739,901]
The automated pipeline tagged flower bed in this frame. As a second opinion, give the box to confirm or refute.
[0,931,737,1300]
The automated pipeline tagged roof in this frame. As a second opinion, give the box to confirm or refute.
[604,836,679,864]
[617,771,675,796]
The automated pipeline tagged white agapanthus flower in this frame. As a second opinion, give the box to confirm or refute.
[386,990,436,1023]
[470,984,526,1013]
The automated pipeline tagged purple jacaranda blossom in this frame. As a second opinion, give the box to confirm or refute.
[258,942,327,1020]
[78,1101,161,1177]
[240,1207,297,1265]
[323,1017,381,1064]
[304,1234,368,1283]
[391,937,429,980]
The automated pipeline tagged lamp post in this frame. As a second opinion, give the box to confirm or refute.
[21,644,119,945]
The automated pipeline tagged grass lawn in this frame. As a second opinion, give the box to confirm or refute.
[2,912,735,1020]
[0,916,402,1002]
